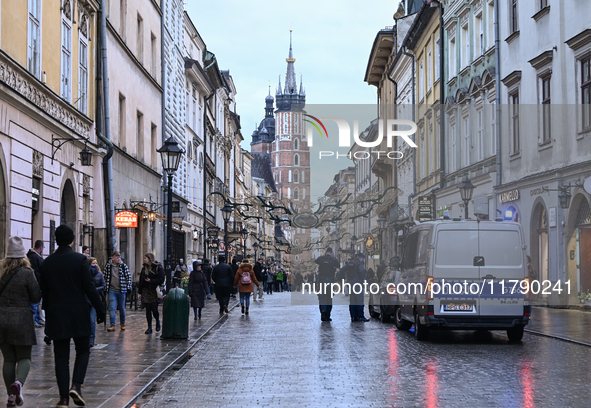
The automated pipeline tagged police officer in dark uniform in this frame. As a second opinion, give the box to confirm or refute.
[314,248,341,322]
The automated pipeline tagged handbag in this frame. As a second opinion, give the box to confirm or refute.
[156,285,164,298]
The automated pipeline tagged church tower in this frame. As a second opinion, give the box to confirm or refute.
[271,30,311,263]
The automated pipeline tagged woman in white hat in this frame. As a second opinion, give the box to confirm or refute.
[0,236,41,407]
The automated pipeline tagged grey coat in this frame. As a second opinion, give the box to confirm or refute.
[0,267,41,345]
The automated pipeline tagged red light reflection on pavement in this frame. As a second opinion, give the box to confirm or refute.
[520,360,535,408]
[424,358,439,408]
[387,329,399,405]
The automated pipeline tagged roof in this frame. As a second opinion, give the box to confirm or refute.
[251,153,277,192]
[364,28,395,86]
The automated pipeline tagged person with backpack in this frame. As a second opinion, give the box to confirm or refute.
[233,262,260,315]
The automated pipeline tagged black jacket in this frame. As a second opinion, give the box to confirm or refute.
[26,249,43,284]
[253,262,264,282]
[315,255,340,283]
[212,263,234,288]
[40,246,105,340]
[138,262,165,292]
[202,264,213,285]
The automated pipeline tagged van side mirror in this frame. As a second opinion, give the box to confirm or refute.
[389,256,401,269]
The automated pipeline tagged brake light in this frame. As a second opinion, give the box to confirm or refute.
[426,276,434,300]
[523,277,530,301]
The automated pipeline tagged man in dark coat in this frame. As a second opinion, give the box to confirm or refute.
[40,225,106,407]
[212,255,234,314]
[26,240,44,326]
[315,248,341,322]
[349,253,369,322]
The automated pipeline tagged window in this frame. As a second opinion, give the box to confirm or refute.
[477,108,484,161]
[78,40,88,114]
[120,0,126,38]
[510,0,519,34]
[294,188,299,200]
[582,56,591,130]
[450,124,457,172]
[28,0,41,79]
[427,48,432,90]
[541,75,551,143]
[275,154,279,167]
[151,123,157,168]
[294,138,299,150]
[137,14,143,63]
[490,101,497,155]
[288,170,292,182]
[538,0,548,10]
[449,38,456,77]
[151,33,156,76]
[294,170,299,183]
[136,111,144,161]
[302,188,306,200]
[435,37,440,80]
[463,117,470,167]
[294,154,299,166]
[61,20,72,101]
[475,14,484,56]
[419,61,424,98]
[192,87,197,130]
[287,188,291,199]
[428,119,433,174]
[420,136,425,179]
[462,26,469,68]
[301,171,305,183]
[119,94,126,148]
[185,90,190,126]
[488,2,494,49]
[510,92,520,153]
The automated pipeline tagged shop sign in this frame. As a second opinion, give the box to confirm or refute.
[418,195,432,221]
[115,211,138,228]
[530,186,549,197]
[364,234,375,250]
[499,189,519,204]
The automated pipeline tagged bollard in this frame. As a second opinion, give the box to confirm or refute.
[161,288,189,339]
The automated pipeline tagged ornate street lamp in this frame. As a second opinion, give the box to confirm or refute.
[558,187,572,209]
[157,136,183,291]
[350,235,357,253]
[377,215,387,263]
[221,204,233,259]
[458,176,475,219]
[240,227,249,259]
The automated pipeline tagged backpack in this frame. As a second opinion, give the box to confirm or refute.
[240,271,252,285]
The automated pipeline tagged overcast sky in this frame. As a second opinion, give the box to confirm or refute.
[185,0,401,200]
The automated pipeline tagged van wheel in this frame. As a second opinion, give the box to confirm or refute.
[369,304,380,319]
[394,306,412,330]
[414,313,430,341]
[507,325,524,342]
[380,306,391,323]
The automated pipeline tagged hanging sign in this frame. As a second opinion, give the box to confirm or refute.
[115,211,138,228]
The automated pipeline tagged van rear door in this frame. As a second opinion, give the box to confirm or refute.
[478,223,525,316]
[432,226,480,316]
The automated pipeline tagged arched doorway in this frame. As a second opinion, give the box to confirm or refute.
[60,179,76,233]
[531,202,549,291]
[576,198,591,292]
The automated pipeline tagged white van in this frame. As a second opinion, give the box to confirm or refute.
[394,219,531,341]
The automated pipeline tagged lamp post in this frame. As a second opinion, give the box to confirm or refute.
[458,176,475,219]
[377,215,387,263]
[240,227,248,259]
[157,136,183,292]
[221,204,233,259]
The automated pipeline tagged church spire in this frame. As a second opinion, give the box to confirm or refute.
[299,73,305,96]
[276,74,282,95]
[284,29,297,94]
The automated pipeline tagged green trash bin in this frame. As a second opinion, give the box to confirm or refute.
[161,288,189,339]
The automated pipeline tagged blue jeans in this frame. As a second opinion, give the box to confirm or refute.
[30,302,41,324]
[239,292,251,308]
[108,290,126,327]
[89,306,97,344]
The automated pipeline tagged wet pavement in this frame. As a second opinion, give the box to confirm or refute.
[5,295,591,407]
[137,294,591,408]
[19,297,239,408]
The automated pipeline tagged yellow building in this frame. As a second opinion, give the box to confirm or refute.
[0,0,103,257]
[404,4,442,220]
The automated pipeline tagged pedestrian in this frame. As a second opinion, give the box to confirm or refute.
[349,253,369,322]
[276,269,284,292]
[189,260,208,320]
[202,259,213,299]
[39,225,105,407]
[233,262,260,315]
[0,236,42,408]
[138,253,165,334]
[81,246,90,258]
[26,240,44,328]
[315,248,340,322]
[87,257,105,347]
[211,255,234,314]
[230,258,239,298]
[376,259,387,278]
[295,273,303,292]
[252,258,265,301]
[265,268,274,295]
[103,251,132,332]
[173,258,188,288]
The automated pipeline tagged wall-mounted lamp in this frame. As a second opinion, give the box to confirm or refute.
[51,134,92,166]
[542,181,583,209]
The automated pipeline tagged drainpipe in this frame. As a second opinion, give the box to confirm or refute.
[494,0,502,202]
[99,0,116,255]
[438,2,446,190]
[161,0,167,264]
[401,46,416,223]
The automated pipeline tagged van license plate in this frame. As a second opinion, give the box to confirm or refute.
[443,304,474,312]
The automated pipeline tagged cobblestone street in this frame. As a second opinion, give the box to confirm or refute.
[138,293,591,408]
